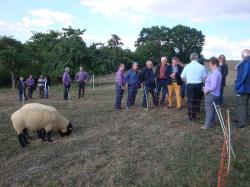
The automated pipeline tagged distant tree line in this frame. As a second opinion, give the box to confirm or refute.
[0,25,205,88]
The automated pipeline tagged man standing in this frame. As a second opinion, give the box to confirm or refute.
[37,75,45,99]
[62,67,71,100]
[139,60,158,109]
[26,74,35,99]
[234,49,250,128]
[155,57,169,106]
[181,53,207,121]
[17,77,27,101]
[75,66,88,98]
[115,63,126,110]
[167,57,183,110]
[125,62,141,108]
[218,54,228,105]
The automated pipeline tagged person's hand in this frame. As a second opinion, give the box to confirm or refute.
[141,83,144,88]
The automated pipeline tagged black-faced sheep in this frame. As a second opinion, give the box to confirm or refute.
[11,103,73,147]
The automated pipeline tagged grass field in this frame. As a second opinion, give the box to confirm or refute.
[0,62,249,187]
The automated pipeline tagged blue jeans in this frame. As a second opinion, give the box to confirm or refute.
[205,94,218,128]
[181,82,186,98]
[127,86,138,107]
[44,89,49,99]
[156,79,167,104]
[115,83,124,109]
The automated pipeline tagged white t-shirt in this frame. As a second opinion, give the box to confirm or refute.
[181,60,207,84]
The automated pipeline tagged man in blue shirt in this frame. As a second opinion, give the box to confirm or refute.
[125,62,141,108]
[234,49,250,128]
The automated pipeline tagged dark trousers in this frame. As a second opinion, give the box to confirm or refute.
[217,86,224,105]
[127,86,138,107]
[143,87,158,108]
[28,86,34,98]
[39,86,44,99]
[19,90,27,101]
[181,82,186,98]
[64,84,71,100]
[236,93,250,127]
[78,81,85,98]
[115,83,124,109]
[186,83,203,120]
[156,79,167,105]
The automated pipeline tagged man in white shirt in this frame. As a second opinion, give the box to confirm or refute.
[181,52,207,121]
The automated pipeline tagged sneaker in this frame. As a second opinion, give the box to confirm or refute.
[177,107,182,111]
[168,106,173,109]
[200,126,208,130]
[126,106,130,110]
[142,107,148,111]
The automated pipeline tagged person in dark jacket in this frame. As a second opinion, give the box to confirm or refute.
[139,60,158,109]
[17,77,27,101]
[125,62,141,108]
[26,74,35,99]
[154,57,169,105]
[166,57,183,110]
[234,49,250,128]
[217,54,228,105]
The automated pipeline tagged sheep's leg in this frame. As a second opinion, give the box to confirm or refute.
[46,132,52,142]
[40,128,46,142]
[23,128,32,139]
[22,133,29,144]
[17,134,25,147]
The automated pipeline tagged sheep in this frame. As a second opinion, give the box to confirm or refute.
[11,103,73,147]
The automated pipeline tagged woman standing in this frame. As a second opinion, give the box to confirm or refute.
[218,54,228,105]
[201,57,222,129]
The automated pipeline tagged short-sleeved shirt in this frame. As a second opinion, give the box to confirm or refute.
[181,60,207,84]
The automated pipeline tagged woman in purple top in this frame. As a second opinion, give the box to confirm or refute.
[201,57,222,129]
[63,67,71,100]
[26,74,35,99]
[115,63,126,110]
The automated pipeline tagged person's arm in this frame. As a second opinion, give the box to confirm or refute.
[125,71,131,85]
[75,72,79,82]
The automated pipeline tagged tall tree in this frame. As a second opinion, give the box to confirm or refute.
[0,36,28,89]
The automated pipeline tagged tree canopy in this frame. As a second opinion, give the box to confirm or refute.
[0,25,205,87]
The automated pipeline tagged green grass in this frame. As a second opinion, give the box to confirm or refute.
[0,63,249,186]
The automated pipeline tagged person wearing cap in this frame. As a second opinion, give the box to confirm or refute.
[75,66,88,98]
[139,60,158,109]
[166,57,183,110]
[62,67,71,100]
[201,57,222,129]
[155,57,169,106]
[125,62,141,108]
[115,63,126,110]
[181,52,207,121]
[234,49,250,128]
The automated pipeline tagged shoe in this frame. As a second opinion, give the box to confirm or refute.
[177,107,182,111]
[126,106,130,110]
[187,118,193,122]
[200,126,208,130]
[142,107,148,111]
[115,108,122,111]
[168,106,173,109]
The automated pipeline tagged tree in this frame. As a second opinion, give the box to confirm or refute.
[107,34,123,49]
[0,36,29,89]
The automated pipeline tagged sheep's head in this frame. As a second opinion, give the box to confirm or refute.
[59,122,73,137]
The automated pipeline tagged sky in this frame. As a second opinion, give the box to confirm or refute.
[0,0,250,60]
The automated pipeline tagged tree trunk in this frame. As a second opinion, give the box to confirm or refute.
[11,72,15,90]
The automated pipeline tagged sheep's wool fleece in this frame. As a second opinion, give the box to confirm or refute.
[11,103,68,134]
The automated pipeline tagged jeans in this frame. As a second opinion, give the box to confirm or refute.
[78,81,85,98]
[64,84,71,100]
[181,82,186,98]
[19,90,27,101]
[39,86,44,99]
[236,93,250,127]
[186,83,203,119]
[115,83,124,109]
[156,79,167,105]
[44,89,49,99]
[205,94,218,128]
[217,86,224,105]
[127,86,138,107]
[142,87,158,108]
[28,86,34,98]
[168,82,182,109]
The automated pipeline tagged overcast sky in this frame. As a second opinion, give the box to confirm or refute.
[1,0,250,60]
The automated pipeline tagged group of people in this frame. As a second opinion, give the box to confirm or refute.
[62,66,89,100]
[17,75,50,101]
[115,50,250,129]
